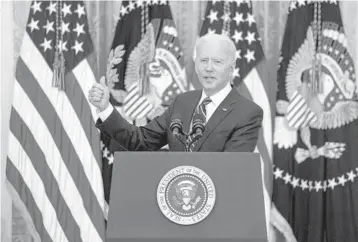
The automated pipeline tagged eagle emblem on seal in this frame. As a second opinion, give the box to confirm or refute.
[172,180,201,211]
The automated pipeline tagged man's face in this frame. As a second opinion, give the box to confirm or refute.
[195,40,233,95]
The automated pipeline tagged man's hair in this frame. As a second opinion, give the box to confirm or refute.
[193,34,236,65]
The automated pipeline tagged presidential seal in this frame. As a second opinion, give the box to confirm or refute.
[157,166,216,225]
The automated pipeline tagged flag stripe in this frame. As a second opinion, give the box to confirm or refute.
[130,100,152,118]
[124,95,147,114]
[286,98,305,120]
[256,128,272,193]
[302,111,317,126]
[137,103,154,120]
[65,70,101,165]
[6,160,52,242]
[239,78,273,192]
[287,104,307,128]
[243,68,273,159]
[124,93,141,110]
[290,114,305,129]
[125,97,150,118]
[127,83,138,93]
[72,59,100,123]
[241,67,273,191]
[239,68,273,237]
[288,90,299,103]
[254,146,272,238]
[9,109,82,242]
[7,136,69,242]
[270,203,298,242]
[287,91,302,108]
[6,179,42,241]
[20,33,105,219]
[286,101,305,122]
[71,60,102,165]
[12,80,102,242]
[124,85,138,101]
[287,93,305,113]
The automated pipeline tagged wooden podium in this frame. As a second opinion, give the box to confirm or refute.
[106,152,267,242]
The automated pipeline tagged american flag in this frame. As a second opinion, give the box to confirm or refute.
[200,0,273,236]
[6,1,106,241]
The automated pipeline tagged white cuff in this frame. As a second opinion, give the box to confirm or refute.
[97,105,114,121]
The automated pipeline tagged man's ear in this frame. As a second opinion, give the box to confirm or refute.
[231,59,236,70]
[194,59,198,74]
[228,60,235,81]
[228,60,235,73]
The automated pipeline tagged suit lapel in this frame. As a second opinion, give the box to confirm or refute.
[182,91,202,135]
[193,89,237,151]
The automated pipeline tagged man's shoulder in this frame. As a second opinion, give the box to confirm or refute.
[167,89,201,109]
[176,89,201,100]
[232,89,263,116]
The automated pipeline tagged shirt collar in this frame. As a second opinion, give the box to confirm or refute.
[200,82,232,107]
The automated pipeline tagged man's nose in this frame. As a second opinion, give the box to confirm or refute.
[205,60,214,71]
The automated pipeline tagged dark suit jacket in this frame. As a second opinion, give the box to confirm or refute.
[96,88,263,152]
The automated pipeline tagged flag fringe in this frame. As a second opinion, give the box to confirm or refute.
[6,179,41,242]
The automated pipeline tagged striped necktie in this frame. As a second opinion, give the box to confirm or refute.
[188,97,212,151]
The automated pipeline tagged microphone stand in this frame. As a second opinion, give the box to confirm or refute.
[174,131,202,152]
[170,116,204,152]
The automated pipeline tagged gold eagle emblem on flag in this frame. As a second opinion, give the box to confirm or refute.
[275,22,358,163]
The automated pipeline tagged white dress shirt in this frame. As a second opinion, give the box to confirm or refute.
[98,103,115,121]
[98,82,232,122]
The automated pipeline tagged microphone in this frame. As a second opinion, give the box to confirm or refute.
[170,116,183,140]
[191,113,205,138]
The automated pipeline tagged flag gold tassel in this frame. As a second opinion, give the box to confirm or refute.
[52,0,65,91]
[312,2,322,94]
[138,2,149,96]
[52,51,60,87]
[58,53,66,90]
[52,51,66,91]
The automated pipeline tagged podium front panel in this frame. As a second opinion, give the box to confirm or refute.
[106,152,267,242]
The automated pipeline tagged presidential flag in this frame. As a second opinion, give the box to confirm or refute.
[6,1,106,241]
[200,0,273,236]
[272,1,358,241]
[101,0,190,202]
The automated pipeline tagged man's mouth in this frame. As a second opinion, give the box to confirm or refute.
[204,76,216,80]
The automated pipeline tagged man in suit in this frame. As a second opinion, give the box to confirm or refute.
[88,34,263,152]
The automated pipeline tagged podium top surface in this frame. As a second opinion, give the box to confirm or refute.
[107,152,267,242]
